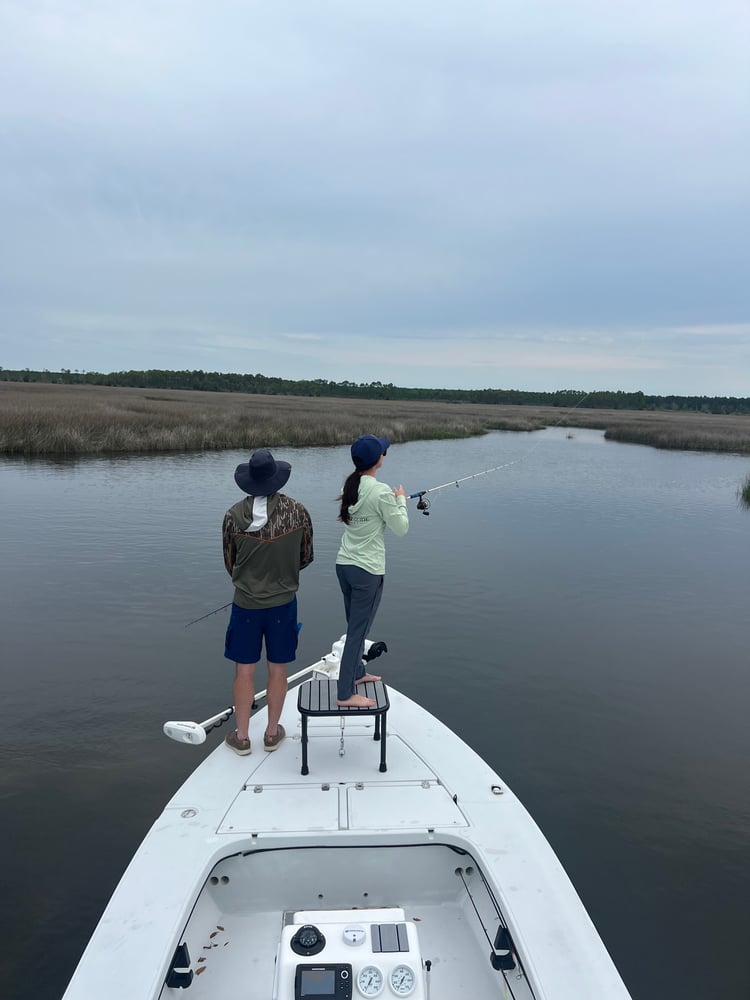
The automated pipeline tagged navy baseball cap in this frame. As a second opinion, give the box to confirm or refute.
[351,434,390,471]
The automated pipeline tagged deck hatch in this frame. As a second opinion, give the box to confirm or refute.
[347,782,468,830]
[218,784,340,833]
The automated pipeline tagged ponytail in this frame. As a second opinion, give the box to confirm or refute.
[338,469,363,524]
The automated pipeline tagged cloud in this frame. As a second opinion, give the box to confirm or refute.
[0,0,748,395]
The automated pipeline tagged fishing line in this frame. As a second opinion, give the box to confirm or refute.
[187,392,592,622]
[408,390,593,515]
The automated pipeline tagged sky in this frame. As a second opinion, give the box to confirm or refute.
[1,0,748,396]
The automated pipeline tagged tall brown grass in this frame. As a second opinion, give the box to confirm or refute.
[0,382,543,456]
[2,381,749,457]
[603,418,750,453]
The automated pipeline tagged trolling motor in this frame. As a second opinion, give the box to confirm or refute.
[363,640,388,662]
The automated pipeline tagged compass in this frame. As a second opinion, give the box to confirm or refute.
[290,924,326,956]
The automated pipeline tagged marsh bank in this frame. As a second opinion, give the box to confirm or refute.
[2,381,750,456]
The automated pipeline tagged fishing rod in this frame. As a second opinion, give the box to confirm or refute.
[408,461,516,514]
[408,390,593,515]
[184,602,232,628]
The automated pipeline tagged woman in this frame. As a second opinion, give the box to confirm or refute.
[336,434,409,707]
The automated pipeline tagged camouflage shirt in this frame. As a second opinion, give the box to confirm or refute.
[222,493,314,609]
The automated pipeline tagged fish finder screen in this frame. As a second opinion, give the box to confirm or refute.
[300,969,336,995]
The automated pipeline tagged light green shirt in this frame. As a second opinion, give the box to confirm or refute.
[336,476,409,575]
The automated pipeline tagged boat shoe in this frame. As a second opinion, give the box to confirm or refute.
[263,724,286,752]
[225,729,252,755]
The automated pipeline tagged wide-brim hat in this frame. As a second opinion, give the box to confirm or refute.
[351,434,390,471]
[234,449,291,496]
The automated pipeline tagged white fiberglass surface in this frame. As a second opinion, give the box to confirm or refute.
[162,844,533,1000]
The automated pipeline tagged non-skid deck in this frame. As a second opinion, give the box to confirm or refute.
[219,737,467,835]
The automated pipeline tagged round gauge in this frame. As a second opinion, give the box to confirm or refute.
[389,964,415,996]
[357,965,384,997]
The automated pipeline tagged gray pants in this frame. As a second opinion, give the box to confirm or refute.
[335,563,384,700]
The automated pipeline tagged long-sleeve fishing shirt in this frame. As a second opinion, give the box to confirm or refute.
[222,493,314,609]
[336,476,409,576]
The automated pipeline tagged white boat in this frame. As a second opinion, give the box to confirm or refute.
[63,640,632,1000]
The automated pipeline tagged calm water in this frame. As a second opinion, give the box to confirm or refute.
[2,430,749,999]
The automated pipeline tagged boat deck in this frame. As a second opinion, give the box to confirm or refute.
[156,710,533,998]
[65,680,632,1000]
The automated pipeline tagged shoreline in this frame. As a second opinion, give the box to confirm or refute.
[2,380,750,458]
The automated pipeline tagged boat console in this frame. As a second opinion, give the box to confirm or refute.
[274,908,426,1000]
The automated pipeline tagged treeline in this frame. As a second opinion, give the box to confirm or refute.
[2,367,749,415]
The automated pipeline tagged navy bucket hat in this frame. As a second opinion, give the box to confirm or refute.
[351,434,390,471]
[234,449,291,495]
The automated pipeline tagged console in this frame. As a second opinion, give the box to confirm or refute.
[273,908,426,1000]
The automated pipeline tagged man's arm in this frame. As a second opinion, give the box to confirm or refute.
[222,511,235,574]
[299,506,314,569]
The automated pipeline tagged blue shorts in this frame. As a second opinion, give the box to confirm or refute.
[224,598,299,665]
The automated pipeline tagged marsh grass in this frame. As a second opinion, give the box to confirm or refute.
[602,417,750,453]
[0,382,545,456]
[1,381,749,457]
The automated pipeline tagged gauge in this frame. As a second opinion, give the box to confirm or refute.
[389,964,415,996]
[357,965,384,997]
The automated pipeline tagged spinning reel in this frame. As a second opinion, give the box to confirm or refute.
[414,491,431,516]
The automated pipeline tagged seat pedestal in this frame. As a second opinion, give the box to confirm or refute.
[297,679,390,775]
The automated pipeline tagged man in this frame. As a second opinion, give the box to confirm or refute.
[222,449,313,754]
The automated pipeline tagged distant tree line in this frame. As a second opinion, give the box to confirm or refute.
[2,367,749,415]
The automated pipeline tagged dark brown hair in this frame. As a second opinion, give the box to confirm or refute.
[338,469,363,524]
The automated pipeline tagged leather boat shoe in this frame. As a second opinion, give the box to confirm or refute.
[263,724,286,752]
[225,729,252,755]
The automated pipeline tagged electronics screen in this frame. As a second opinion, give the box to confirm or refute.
[300,968,336,996]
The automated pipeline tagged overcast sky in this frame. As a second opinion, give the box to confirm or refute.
[1,0,748,394]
